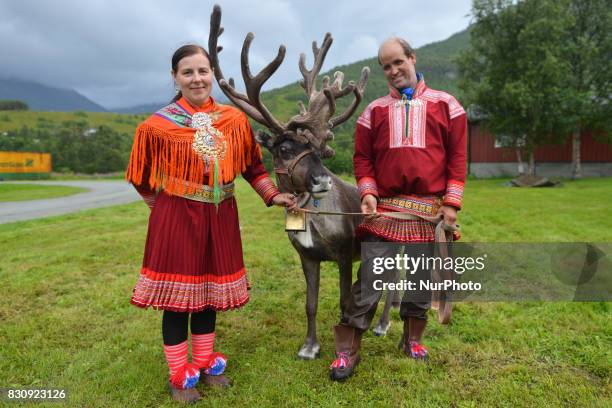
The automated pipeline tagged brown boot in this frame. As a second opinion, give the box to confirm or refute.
[329,325,362,381]
[400,317,428,360]
[202,373,232,388]
[199,352,231,388]
[168,382,201,404]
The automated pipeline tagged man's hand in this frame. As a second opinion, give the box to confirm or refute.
[272,193,298,210]
[438,205,458,227]
[361,194,378,219]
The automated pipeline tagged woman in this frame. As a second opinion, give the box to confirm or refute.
[126,44,295,403]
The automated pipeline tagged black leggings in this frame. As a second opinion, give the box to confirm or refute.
[162,309,216,346]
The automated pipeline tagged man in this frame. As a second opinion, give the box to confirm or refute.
[329,37,467,381]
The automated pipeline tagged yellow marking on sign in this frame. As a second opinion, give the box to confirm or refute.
[0,152,52,173]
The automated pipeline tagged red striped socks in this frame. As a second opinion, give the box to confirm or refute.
[191,332,215,369]
[164,333,216,377]
[163,340,189,376]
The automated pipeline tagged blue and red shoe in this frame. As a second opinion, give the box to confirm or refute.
[406,341,428,360]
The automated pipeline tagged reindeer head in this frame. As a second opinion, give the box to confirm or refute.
[208,5,369,198]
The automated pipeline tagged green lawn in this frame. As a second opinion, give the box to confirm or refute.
[48,172,125,181]
[0,183,87,202]
[0,178,610,407]
[0,111,143,134]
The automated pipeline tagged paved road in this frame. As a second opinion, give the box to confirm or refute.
[0,180,140,224]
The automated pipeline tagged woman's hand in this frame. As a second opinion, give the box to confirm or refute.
[272,193,298,210]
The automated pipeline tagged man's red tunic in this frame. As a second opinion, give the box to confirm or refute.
[353,78,467,242]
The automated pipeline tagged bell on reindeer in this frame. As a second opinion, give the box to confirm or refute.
[285,209,306,232]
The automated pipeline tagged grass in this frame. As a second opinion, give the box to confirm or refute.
[0,111,145,134]
[0,183,87,202]
[48,172,125,181]
[460,178,611,242]
[0,178,610,407]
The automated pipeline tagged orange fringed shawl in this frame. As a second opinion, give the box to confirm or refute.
[125,97,261,196]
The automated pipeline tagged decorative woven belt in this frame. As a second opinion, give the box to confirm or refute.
[176,182,235,203]
[378,195,443,217]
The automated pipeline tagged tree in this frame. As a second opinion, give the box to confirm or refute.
[0,100,29,111]
[53,120,88,172]
[459,0,577,175]
[562,0,612,178]
[77,126,130,173]
[1,120,131,174]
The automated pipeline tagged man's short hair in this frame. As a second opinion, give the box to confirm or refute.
[378,37,415,65]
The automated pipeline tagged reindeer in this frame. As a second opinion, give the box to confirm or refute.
[207,5,397,359]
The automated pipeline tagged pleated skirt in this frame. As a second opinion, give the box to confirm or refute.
[131,192,249,312]
[356,215,436,243]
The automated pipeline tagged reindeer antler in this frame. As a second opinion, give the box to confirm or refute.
[329,67,369,128]
[208,5,286,136]
[299,34,333,99]
[289,34,370,156]
[208,5,369,157]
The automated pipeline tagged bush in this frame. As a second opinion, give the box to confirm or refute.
[1,121,131,174]
[325,147,353,175]
[0,100,29,111]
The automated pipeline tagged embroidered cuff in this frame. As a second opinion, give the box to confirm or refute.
[357,176,379,200]
[443,179,464,209]
[252,174,280,206]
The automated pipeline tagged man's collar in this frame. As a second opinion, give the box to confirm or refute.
[388,72,426,99]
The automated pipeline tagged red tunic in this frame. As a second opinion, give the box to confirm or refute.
[127,97,279,312]
[353,79,467,242]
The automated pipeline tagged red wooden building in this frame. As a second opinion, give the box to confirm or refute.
[468,123,612,177]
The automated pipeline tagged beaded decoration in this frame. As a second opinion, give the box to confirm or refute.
[191,112,227,166]
[190,112,227,204]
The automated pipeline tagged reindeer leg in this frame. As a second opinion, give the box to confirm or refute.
[297,255,321,360]
[338,255,353,318]
[373,291,393,336]
[391,284,402,308]
[373,267,399,336]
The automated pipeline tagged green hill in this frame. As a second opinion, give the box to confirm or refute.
[0,111,146,134]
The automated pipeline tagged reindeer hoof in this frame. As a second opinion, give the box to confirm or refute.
[297,343,321,360]
[373,321,391,337]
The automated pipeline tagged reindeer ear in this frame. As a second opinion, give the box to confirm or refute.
[255,129,275,151]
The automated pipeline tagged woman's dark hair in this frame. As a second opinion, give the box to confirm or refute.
[171,44,211,102]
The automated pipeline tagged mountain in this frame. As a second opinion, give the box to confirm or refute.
[111,89,231,114]
[0,79,107,112]
[112,102,166,114]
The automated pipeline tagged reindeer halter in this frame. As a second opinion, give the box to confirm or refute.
[273,148,316,193]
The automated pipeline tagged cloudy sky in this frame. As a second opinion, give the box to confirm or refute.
[0,0,472,109]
